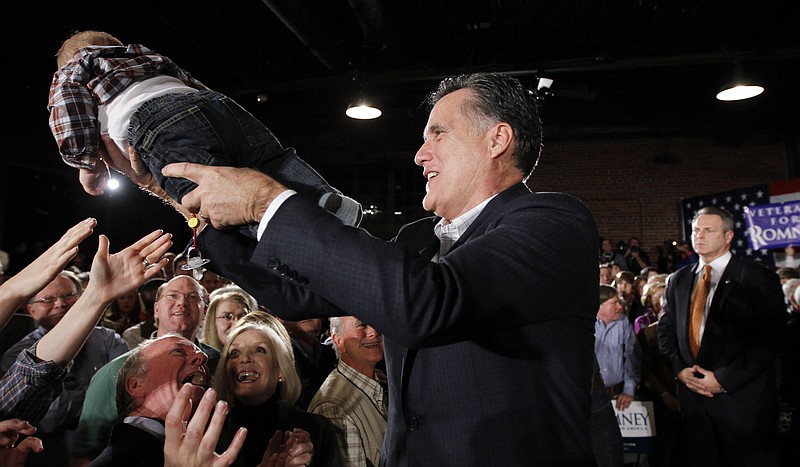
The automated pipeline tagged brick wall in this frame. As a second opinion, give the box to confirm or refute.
[262,105,793,266]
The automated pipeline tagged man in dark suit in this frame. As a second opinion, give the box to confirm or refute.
[658,206,785,467]
[116,73,599,465]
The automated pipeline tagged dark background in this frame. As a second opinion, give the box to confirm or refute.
[2,0,799,271]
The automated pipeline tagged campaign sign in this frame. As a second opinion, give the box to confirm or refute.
[614,400,656,454]
[743,201,800,251]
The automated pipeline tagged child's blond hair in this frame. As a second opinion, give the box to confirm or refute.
[56,30,123,68]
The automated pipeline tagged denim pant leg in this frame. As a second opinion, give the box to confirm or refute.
[128,90,335,205]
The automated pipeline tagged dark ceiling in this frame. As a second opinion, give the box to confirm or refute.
[7,0,800,165]
[0,0,800,260]
[2,0,800,251]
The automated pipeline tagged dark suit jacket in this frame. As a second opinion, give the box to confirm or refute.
[657,255,786,430]
[199,183,599,466]
[89,422,164,467]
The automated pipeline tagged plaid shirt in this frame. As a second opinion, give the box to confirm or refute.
[0,346,67,422]
[47,44,206,169]
[308,361,387,467]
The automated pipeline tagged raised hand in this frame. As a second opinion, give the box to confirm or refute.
[164,384,247,467]
[0,218,96,331]
[88,229,172,305]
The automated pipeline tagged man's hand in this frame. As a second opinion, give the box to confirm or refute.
[677,365,724,397]
[162,163,288,228]
[164,384,247,467]
[615,393,634,411]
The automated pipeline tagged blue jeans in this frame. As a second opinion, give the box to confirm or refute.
[128,90,336,206]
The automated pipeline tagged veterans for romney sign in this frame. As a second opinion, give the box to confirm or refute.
[743,200,800,251]
[681,179,800,267]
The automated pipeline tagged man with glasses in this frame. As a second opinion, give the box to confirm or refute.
[1,271,129,466]
[70,275,220,465]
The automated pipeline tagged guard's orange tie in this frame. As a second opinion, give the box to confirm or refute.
[689,265,712,359]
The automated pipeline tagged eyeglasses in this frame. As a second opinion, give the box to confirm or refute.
[216,311,248,322]
[29,292,79,305]
[160,292,203,304]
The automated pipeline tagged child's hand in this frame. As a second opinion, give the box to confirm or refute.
[101,135,158,192]
[78,160,110,196]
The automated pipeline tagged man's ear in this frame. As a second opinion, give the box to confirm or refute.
[724,230,735,246]
[331,333,345,356]
[125,374,146,398]
[25,304,37,319]
[488,123,514,159]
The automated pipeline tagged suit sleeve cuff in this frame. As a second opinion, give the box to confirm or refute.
[256,190,297,241]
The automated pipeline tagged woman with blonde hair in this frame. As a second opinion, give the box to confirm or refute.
[201,286,256,350]
[214,321,340,466]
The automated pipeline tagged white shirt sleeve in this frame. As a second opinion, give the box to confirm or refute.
[256,190,297,241]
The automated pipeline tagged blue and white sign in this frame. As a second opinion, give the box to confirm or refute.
[743,201,800,251]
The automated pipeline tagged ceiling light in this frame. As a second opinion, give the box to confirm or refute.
[716,65,764,101]
[346,101,382,120]
[716,84,764,101]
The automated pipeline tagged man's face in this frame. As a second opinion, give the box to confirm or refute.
[154,276,205,339]
[133,336,209,419]
[599,267,612,285]
[414,89,493,221]
[597,296,623,324]
[691,214,733,261]
[200,270,229,294]
[26,275,79,331]
[601,240,613,253]
[333,317,383,376]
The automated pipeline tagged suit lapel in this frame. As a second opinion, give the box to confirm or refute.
[672,265,697,362]
[709,257,739,314]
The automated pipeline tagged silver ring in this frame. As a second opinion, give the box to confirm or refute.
[142,258,150,268]
[198,211,210,220]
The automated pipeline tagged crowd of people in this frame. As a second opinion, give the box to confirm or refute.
[0,223,379,466]
[595,211,798,467]
[0,28,797,467]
